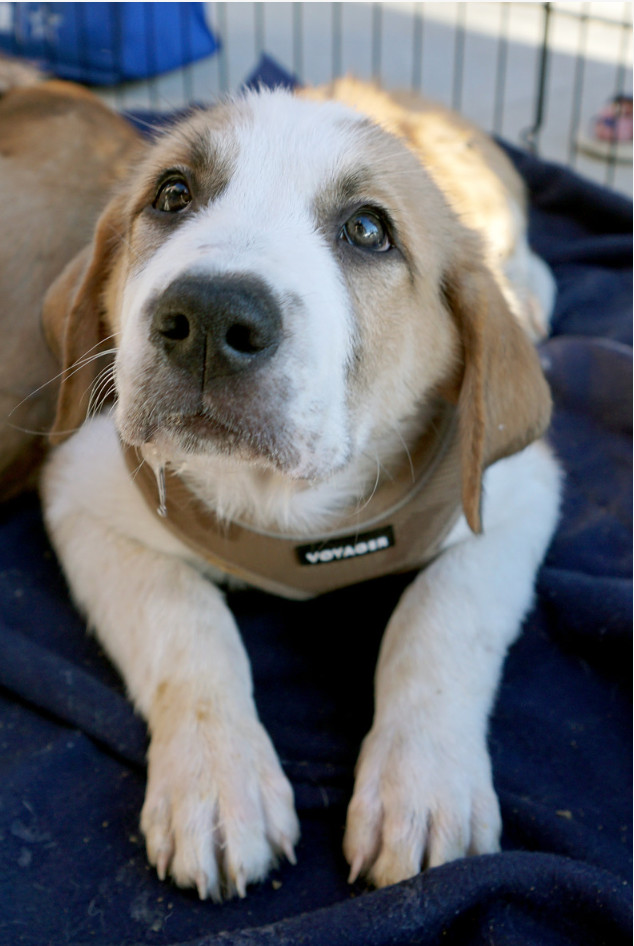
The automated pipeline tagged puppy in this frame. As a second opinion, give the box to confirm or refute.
[39,80,561,901]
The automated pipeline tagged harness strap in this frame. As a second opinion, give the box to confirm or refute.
[123,403,463,600]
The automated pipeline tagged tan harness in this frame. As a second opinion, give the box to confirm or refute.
[123,402,464,600]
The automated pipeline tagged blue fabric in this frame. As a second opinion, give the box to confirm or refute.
[244,53,299,91]
[0,3,219,84]
[0,83,631,946]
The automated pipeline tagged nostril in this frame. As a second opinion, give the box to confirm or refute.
[152,275,282,378]
[159,313,190,342]
[225,323,268,355]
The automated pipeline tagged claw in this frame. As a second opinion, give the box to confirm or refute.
[196,871,209,901]
[347,853,365,885]
[234,868,247,899]
[281,837,297,866]
[156,849,169,882]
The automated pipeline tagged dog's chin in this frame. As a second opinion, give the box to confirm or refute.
[120,410,349,483]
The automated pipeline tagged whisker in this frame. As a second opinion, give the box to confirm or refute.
[394,428,415,483]
[100,221,147,269]
[6,421,53,437]
[64,346,118,379]
[127,450,146,482]
[88,391,116,423]
[8,334,121,417]
[118,110,167,136]
[58,350,119,418]
[92,360,116,389]
[352,456,382,517]
[350,422,418,520]
[87,363,117,418]
[63,331,121,369]
[7,419,82,438]
[87,384,115,421]
[88,374,115,415]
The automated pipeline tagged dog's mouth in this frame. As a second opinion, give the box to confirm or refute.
[115,365,349,482]
[140,409,257,454]
[165,410,236,444]
[127,405,303,476]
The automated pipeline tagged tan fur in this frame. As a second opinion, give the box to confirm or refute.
[442,246,551,530]
[304,78,523,259]
[45,193,131,444]
[0,79,140,497]
[303,79,548,338]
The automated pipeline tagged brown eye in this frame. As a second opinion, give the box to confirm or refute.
[340,208,392,252]
[153,175,192,213]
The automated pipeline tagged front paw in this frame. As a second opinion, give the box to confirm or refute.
[140,697,299,901]
[343,724,502,889]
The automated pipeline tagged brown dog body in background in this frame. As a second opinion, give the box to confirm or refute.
[0,67,139,498]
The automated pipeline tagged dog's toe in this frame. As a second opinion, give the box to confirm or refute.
[343,723,501,888]
[141,709,299,899]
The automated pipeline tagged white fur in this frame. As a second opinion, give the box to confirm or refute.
[344,441,561,885]
[43,412,561,895]
[502,198,557,339]
[41,88,562,900]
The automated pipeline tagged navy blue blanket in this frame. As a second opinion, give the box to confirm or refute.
[0,121,631,944]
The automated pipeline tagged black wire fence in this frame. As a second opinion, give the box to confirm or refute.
[1,2,631,193]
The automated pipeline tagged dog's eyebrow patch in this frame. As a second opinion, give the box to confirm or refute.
[134,122,234,217]
[177,124,235,204]
[316,169,374,215]
[313,168,377,236]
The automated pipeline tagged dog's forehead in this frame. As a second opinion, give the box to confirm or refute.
[226,89,367,178]
[166,90,396,208]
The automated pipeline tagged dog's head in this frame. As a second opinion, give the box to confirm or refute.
[44,88,551,532]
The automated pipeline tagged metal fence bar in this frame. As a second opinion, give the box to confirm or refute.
[371,3,382,83]
[215,2,229,94]
[492,2,510,137]
[292,2,303,81]
[605,15,633,187]
[178,2,195,106]
[332,2,342,81]
[522,2,553,154]
[451,2,466,112]
[411,2,424,93]
[254,2,265,64]
[568,4,590,168]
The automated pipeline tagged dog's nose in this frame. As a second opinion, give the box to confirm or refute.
[150,274,282,380]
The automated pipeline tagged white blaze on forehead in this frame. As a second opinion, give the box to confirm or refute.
[216,89,365,210]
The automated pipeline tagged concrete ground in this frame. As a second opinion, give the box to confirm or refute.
[98,2,632,196]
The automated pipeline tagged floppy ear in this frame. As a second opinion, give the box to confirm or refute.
[442,253,552,533]
[42,194,127,445]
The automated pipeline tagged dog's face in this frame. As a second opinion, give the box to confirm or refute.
[45,88,551,531]
[109,92,459,481]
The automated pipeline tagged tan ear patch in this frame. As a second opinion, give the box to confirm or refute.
[443,256,552,533]
[42,194,128,445]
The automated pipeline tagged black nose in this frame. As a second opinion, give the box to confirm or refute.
[150,274,282,382]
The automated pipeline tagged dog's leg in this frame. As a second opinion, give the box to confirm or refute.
[43,467,299,900]
[343,442,560,888]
